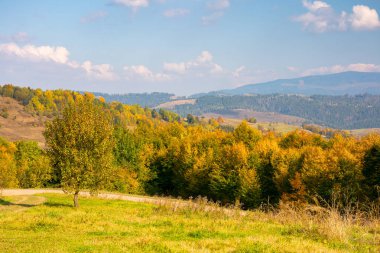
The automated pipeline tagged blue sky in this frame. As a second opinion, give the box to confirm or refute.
[1,0,380,95]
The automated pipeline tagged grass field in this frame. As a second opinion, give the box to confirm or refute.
[0,194,379,252]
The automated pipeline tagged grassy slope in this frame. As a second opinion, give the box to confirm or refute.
[0,97,46,147]
[0,194,378,253]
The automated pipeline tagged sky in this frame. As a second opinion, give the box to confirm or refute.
[1,0,380,95]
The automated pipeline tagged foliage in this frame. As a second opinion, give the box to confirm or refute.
[173,94,380,129]
[363,144,380,201]
[0,137,18,189]
[1,85,380,210]
[14,141,52,188]
[43,96,115,207]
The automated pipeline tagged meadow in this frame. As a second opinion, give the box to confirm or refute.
[0,193,379,253]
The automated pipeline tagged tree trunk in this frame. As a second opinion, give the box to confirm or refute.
[73,191,79,208]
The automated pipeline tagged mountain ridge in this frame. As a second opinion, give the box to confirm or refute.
[191,71,380,97]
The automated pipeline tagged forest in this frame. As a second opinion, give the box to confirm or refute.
[92,91,177,108]
[0,84,380,210]
[173,94,380,129]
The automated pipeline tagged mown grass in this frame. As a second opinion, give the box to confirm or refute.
[0,194,379,253]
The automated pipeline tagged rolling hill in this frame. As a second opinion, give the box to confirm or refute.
[192,71,380,97]
[0,97,46,146]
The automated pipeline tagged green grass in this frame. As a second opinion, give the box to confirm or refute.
[0,194,378,252]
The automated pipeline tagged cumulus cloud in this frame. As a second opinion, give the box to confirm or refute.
[0,43,69,64]
[0,43,117,80]
[82,61,117,81]
[164,51,223,75]
[110,0,149,11]
[163,8,189,18]
[351,5,380,30]
[294,1,380,32]
[294,0,346,32]
[124,65,170,81]
[302,63,380,76]
[197,51,213,63]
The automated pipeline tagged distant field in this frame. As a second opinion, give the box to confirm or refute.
[156,99,196,110]
[204,109,306,125]
[0,97,46,146]
[350,128,380,137]
[204,112,380,137]
[0,194,378,252]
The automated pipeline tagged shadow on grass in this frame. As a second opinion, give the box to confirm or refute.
[43,202,72,208]
[0,198,39,208]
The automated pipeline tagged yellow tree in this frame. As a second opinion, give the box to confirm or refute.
[44,97,114,207]
[0,138,18,190]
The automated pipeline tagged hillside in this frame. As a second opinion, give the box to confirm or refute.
[155,99,196,110]
[0,97,46,146]
[0,85,182,146]
[193,72,380,97]
[173,94,380,129]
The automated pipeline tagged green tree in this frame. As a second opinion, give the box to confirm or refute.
[363,144,380,201]
[44,98,115,207]
[14,141,52,188]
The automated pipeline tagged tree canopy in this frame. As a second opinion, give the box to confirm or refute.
[43,96,115,207]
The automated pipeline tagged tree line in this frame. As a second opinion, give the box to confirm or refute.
[173,94,380,129]
[1,86,380,208]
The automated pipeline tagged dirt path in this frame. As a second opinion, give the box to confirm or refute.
[1,189,165,204]
[1,189,243,215]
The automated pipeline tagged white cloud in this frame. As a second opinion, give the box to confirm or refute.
[0,43,117,80]
[287,66,298,72]
[124,65,170,81]
[0,43,69,64]
[110,0,149,11]
[164,51,223,75]
[303,0,330,12]
[302,63,380,76]
[82,61,117,81]
[211,64,223,74]
[351,5,380,30]
[294,1,345,32]
[294,1,380,32]
[233,66,246,78]
[197,51,213,63]
[163,8,189,18]
[163,62,187,74]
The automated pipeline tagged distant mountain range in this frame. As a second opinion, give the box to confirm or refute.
[191,71,380,97]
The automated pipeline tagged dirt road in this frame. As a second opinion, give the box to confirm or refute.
[1,189,166,205]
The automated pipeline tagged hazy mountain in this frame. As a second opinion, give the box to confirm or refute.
[192,72,380,97]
